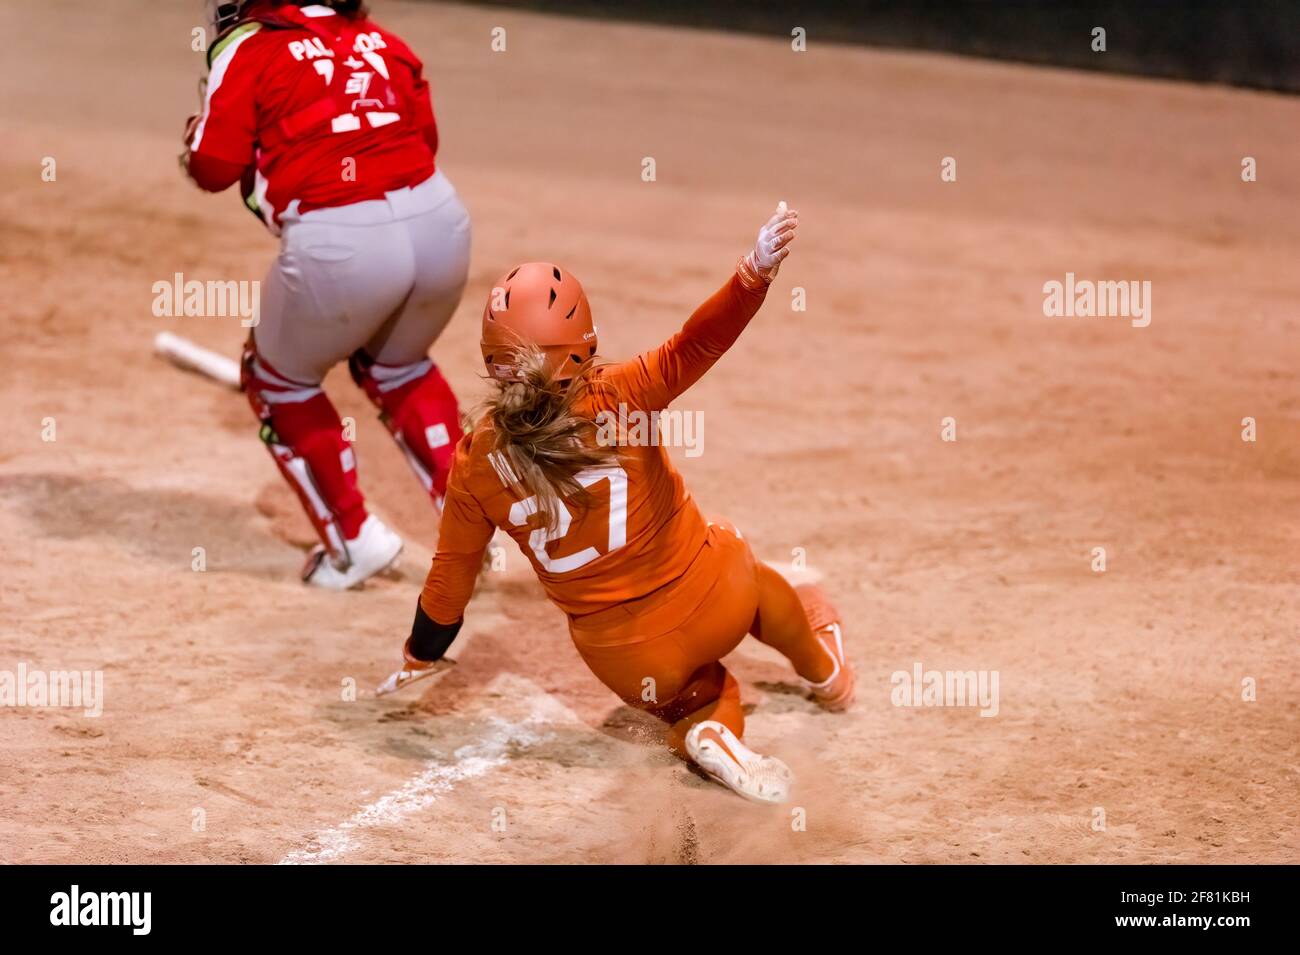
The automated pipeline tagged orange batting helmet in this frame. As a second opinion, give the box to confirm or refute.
[481,262,596,382]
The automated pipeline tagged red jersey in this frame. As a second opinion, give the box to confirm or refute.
[188,3,437,232]
[420,271,770,622]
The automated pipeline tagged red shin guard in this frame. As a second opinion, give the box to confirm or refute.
[242,346,368,558]
[349,351,463,504]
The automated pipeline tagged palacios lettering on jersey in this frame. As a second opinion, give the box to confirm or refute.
[49,885,152,935]
[287,36,334,61]
[288,28,387,62]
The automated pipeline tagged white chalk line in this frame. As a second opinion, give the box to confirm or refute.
[278,674,580,865]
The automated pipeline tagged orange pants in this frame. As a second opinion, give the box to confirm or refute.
[568,522,832,754]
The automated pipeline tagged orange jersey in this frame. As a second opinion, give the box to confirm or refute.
[420,270,769,622]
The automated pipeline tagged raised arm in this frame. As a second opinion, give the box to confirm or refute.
[606,202,799,410]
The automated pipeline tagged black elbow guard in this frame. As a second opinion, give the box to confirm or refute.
[409,601,463,662]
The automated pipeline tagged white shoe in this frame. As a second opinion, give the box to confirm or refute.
[684,720,793,804]
[303,515,403,591]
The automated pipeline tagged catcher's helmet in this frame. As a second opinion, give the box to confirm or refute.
[481,263,596,383]
[208,1,364,33]
[208,0,252,33]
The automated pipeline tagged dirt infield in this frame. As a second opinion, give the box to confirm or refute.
[2,1,1297,864]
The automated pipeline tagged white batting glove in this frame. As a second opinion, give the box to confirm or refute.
[375,656,456,697]
[739,201,799,288]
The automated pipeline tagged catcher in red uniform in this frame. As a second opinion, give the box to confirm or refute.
[377,204,854,803]
[182,1,471,589]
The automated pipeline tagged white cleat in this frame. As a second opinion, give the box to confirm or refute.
[684,719,793,804]
[303,515,403,591]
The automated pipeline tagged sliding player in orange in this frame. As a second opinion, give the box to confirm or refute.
[377,203,853,802]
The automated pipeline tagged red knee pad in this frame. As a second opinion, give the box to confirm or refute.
[349,351,463,501]
[243,345,368,550]
[269,394,367,538]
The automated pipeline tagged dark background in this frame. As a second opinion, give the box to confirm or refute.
[456,0,1300,93]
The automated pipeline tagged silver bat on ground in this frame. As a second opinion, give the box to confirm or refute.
[153,332,242,390]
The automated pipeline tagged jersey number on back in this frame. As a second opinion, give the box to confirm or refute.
[507,466,628,574]
[298,30,401,134]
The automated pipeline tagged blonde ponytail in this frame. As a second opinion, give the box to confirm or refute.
[482,345,618,532]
